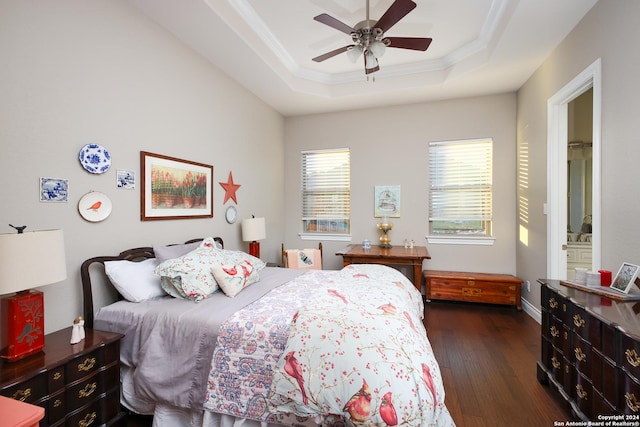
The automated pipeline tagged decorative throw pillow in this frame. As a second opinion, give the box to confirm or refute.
[153,241,201,264]
[220,249,267,271]
[104,258,166,302]
[212,260,260,297]
[155,238,225,302]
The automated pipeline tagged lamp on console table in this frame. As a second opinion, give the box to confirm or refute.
[241,216,266,258]
[0,227,67,362]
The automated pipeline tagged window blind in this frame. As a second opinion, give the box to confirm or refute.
[301,149,350,234]
[429,139,493,224]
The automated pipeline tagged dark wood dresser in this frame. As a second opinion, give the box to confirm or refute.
[0,327,125,426]
[537,279,640,420]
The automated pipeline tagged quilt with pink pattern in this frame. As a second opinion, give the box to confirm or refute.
[204,264,455,427]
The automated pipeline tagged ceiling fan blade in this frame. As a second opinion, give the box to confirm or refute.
[375,0,417,33]
[313,13,355,35]
[386,37,432,51]
[312,45,352,62]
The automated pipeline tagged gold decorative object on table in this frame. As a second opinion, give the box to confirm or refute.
[376,217,393,248]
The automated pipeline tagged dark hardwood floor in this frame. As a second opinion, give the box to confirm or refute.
[125,300,572,426]
[425,300,572,426]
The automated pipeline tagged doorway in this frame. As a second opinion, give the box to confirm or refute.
[547,59,601,280]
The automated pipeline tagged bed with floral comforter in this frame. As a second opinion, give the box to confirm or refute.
[204,264,454,426]
[87,238,454,427]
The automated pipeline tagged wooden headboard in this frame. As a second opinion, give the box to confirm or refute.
[80,237,223,328]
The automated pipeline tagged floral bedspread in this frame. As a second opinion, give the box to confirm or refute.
[204,265,455,427]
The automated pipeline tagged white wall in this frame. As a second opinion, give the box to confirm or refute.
[0,0,285,333]
[284,94,518,274]
[517,0,640,308]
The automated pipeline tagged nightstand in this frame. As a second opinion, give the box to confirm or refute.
[0,327,125,426]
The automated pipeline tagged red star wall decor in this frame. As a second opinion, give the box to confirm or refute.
[219,171,241,204]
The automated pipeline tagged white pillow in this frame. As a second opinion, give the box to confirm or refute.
[104,258,166,302]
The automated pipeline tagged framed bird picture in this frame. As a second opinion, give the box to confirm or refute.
[140,151,213,221]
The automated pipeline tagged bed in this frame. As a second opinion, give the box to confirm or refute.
[80,237,455,427]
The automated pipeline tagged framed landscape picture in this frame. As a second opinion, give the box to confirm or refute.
[140,151,213,221]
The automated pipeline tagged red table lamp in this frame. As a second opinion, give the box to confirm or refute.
[241,216,266,258]
[0,227,67,362]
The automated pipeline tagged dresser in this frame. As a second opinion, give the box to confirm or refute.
[0,327,125,426]
[537,279,640,420]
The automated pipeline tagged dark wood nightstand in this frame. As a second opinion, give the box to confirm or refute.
[0,327,125,426]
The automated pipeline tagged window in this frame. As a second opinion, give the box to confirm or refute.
[301,148,350,238]
[428,138,493,240]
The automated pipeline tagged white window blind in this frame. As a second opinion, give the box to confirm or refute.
[429,139,493,236]
[301,149,350,234]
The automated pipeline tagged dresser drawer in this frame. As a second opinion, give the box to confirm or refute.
[48,365,65,393]
[620,370,640,414]
[572,334,593,374]
[575,372,594,419]
[66,386,120,427]
[0,371,47,403]
[571,305,599,344]
[66,363,119,413]
[45,389,66,425]
[621,333,640,382]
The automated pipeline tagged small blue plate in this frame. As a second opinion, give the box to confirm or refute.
[79,143,111,174]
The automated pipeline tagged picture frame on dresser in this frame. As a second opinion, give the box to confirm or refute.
[610,262,640,294]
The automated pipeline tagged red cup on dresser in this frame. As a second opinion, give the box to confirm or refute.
[598,270,612,286]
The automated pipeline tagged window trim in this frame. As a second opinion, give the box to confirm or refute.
[427,138,494,245]
[301,148,351,237]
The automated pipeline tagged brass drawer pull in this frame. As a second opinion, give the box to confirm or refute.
[575,347,586,362]
[549,297,558,309]
[12,388,31,401]
[573,314,585,328]
[626,393,640,412]
[54,399,62,408]
[77,357,96,372]
[576,384,587,400]
[626,349,640,367]
[551,357,561,369]
[79,412,96,427]
[550,326,559,337]
[53,372,62,381]
[79,382,97,398]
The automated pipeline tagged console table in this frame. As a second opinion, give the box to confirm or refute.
[537,279,640,419]
[335,244,430,292]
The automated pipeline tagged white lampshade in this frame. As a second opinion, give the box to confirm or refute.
[0,229,67,295]
[365,51,378,69]
[241,217,266,242]
[369,40,386,58]
[347,45,363,63]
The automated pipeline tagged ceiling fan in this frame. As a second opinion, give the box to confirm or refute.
[312,0,432,76]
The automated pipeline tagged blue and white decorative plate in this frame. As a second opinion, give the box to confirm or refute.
[79,143,111,174]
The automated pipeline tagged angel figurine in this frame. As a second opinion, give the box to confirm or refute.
[70,316,85,344]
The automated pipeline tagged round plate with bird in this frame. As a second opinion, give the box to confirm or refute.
[78,191,112,222]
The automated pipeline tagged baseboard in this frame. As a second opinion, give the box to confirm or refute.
[521,297,541,324]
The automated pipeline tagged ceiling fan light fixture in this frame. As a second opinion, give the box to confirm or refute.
[347,45,363,63]
[369,40,386,58]
[364,51,378,69]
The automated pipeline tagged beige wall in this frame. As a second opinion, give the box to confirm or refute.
[284,94,518,273]
[0,0,285,333]
[516,0,640,309]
